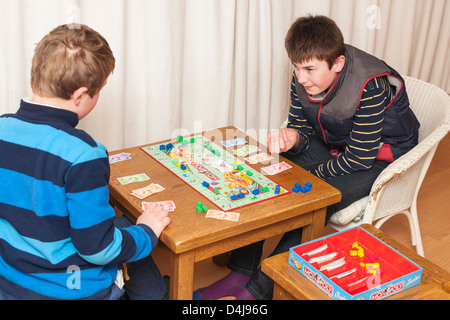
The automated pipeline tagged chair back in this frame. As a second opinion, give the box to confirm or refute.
[363,76,450,222]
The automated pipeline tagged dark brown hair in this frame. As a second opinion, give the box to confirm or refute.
[31,24,115,99]
[285,15,345,69]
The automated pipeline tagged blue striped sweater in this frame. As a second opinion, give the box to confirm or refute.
[0,100,157,299]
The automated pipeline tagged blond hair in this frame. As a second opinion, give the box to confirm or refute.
[31,24,115,99]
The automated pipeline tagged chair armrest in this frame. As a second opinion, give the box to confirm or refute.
[369,121,449,201]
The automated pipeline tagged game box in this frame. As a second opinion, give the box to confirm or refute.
[288,226,422,300]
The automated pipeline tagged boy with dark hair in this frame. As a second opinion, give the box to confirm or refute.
[0,24,170,299]
[194,15,419,300]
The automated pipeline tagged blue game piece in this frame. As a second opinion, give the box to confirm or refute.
[304,182,312,191]
[300,187,308,193]
[252,189,260,195]
[292,187,300,193]
[274,185,280,195]
[159,144,166,150]
[238,192,245,199]
[180,164,187,170]
[231,195,239,201]
[202,181,210,188]
[295,183,301,188]
[166,143,173,149]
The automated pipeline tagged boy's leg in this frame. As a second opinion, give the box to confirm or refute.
[322,160,389,217]
[193,240,264,300]
[122,255,166,300]
[114,216,166,300]
[240,228,303,300]
[283,135,389,217]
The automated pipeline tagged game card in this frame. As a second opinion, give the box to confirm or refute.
[109,153,131,164]
[233,145,260,157]
[142,201,176,212]
[261,162,292,175]
[117,173,150,185]
[206,209,240,221]
[131,183,165,199]
[211,159,234,173]
[245,153,274,164]
[221,138,247,147]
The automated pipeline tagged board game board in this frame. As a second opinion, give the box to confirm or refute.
[141,134,289,211]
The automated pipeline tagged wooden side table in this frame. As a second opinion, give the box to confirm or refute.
[261,224,450,300]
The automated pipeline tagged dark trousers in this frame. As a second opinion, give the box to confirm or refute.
[227,135,389,299]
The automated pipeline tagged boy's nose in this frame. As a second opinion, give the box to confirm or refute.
[296,70,308,84]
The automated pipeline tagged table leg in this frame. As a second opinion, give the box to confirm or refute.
[273,283,295,300]
[170,250,195,300]
[301,208,326,243]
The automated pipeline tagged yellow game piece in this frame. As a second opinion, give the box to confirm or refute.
[357,248,364,257]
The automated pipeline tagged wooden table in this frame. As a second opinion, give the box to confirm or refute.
[261,224,450,300]
[108,126,341,300]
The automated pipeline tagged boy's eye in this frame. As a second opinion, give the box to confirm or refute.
[307,68,314,72]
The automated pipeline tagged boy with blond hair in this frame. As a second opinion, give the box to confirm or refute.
[0,24,170,299]
[195,15,419,300]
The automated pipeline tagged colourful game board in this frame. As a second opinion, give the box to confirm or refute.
[141,134,289,211]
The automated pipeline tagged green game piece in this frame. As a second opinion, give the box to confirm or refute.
[201,204,208,212]
[246,170,253,177]
[172,159,179,165]
[236,165,243,171]
[177,135,183,143]
[214,187,219,194]
[190,137,196,143]
[261,186,269,193]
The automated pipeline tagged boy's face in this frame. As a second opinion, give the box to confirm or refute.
[293,56,345,96]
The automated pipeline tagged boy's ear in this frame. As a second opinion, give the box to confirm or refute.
[333,55,346,73]
[72,87,89,106]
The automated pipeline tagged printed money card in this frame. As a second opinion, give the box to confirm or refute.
[221,138,247,148]
[131,183,165,199]
[117,173,150,185]
[261,162,292,175]
[142,201,176,212]
[109,153,131,164]
[233,145,260,157]
[245,153,274,164]
[206,209,240,222]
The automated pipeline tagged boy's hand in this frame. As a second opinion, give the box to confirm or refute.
[136,203,171,238]
[267,128,300,153]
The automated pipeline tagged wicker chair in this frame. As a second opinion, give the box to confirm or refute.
[327,76,450,257]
